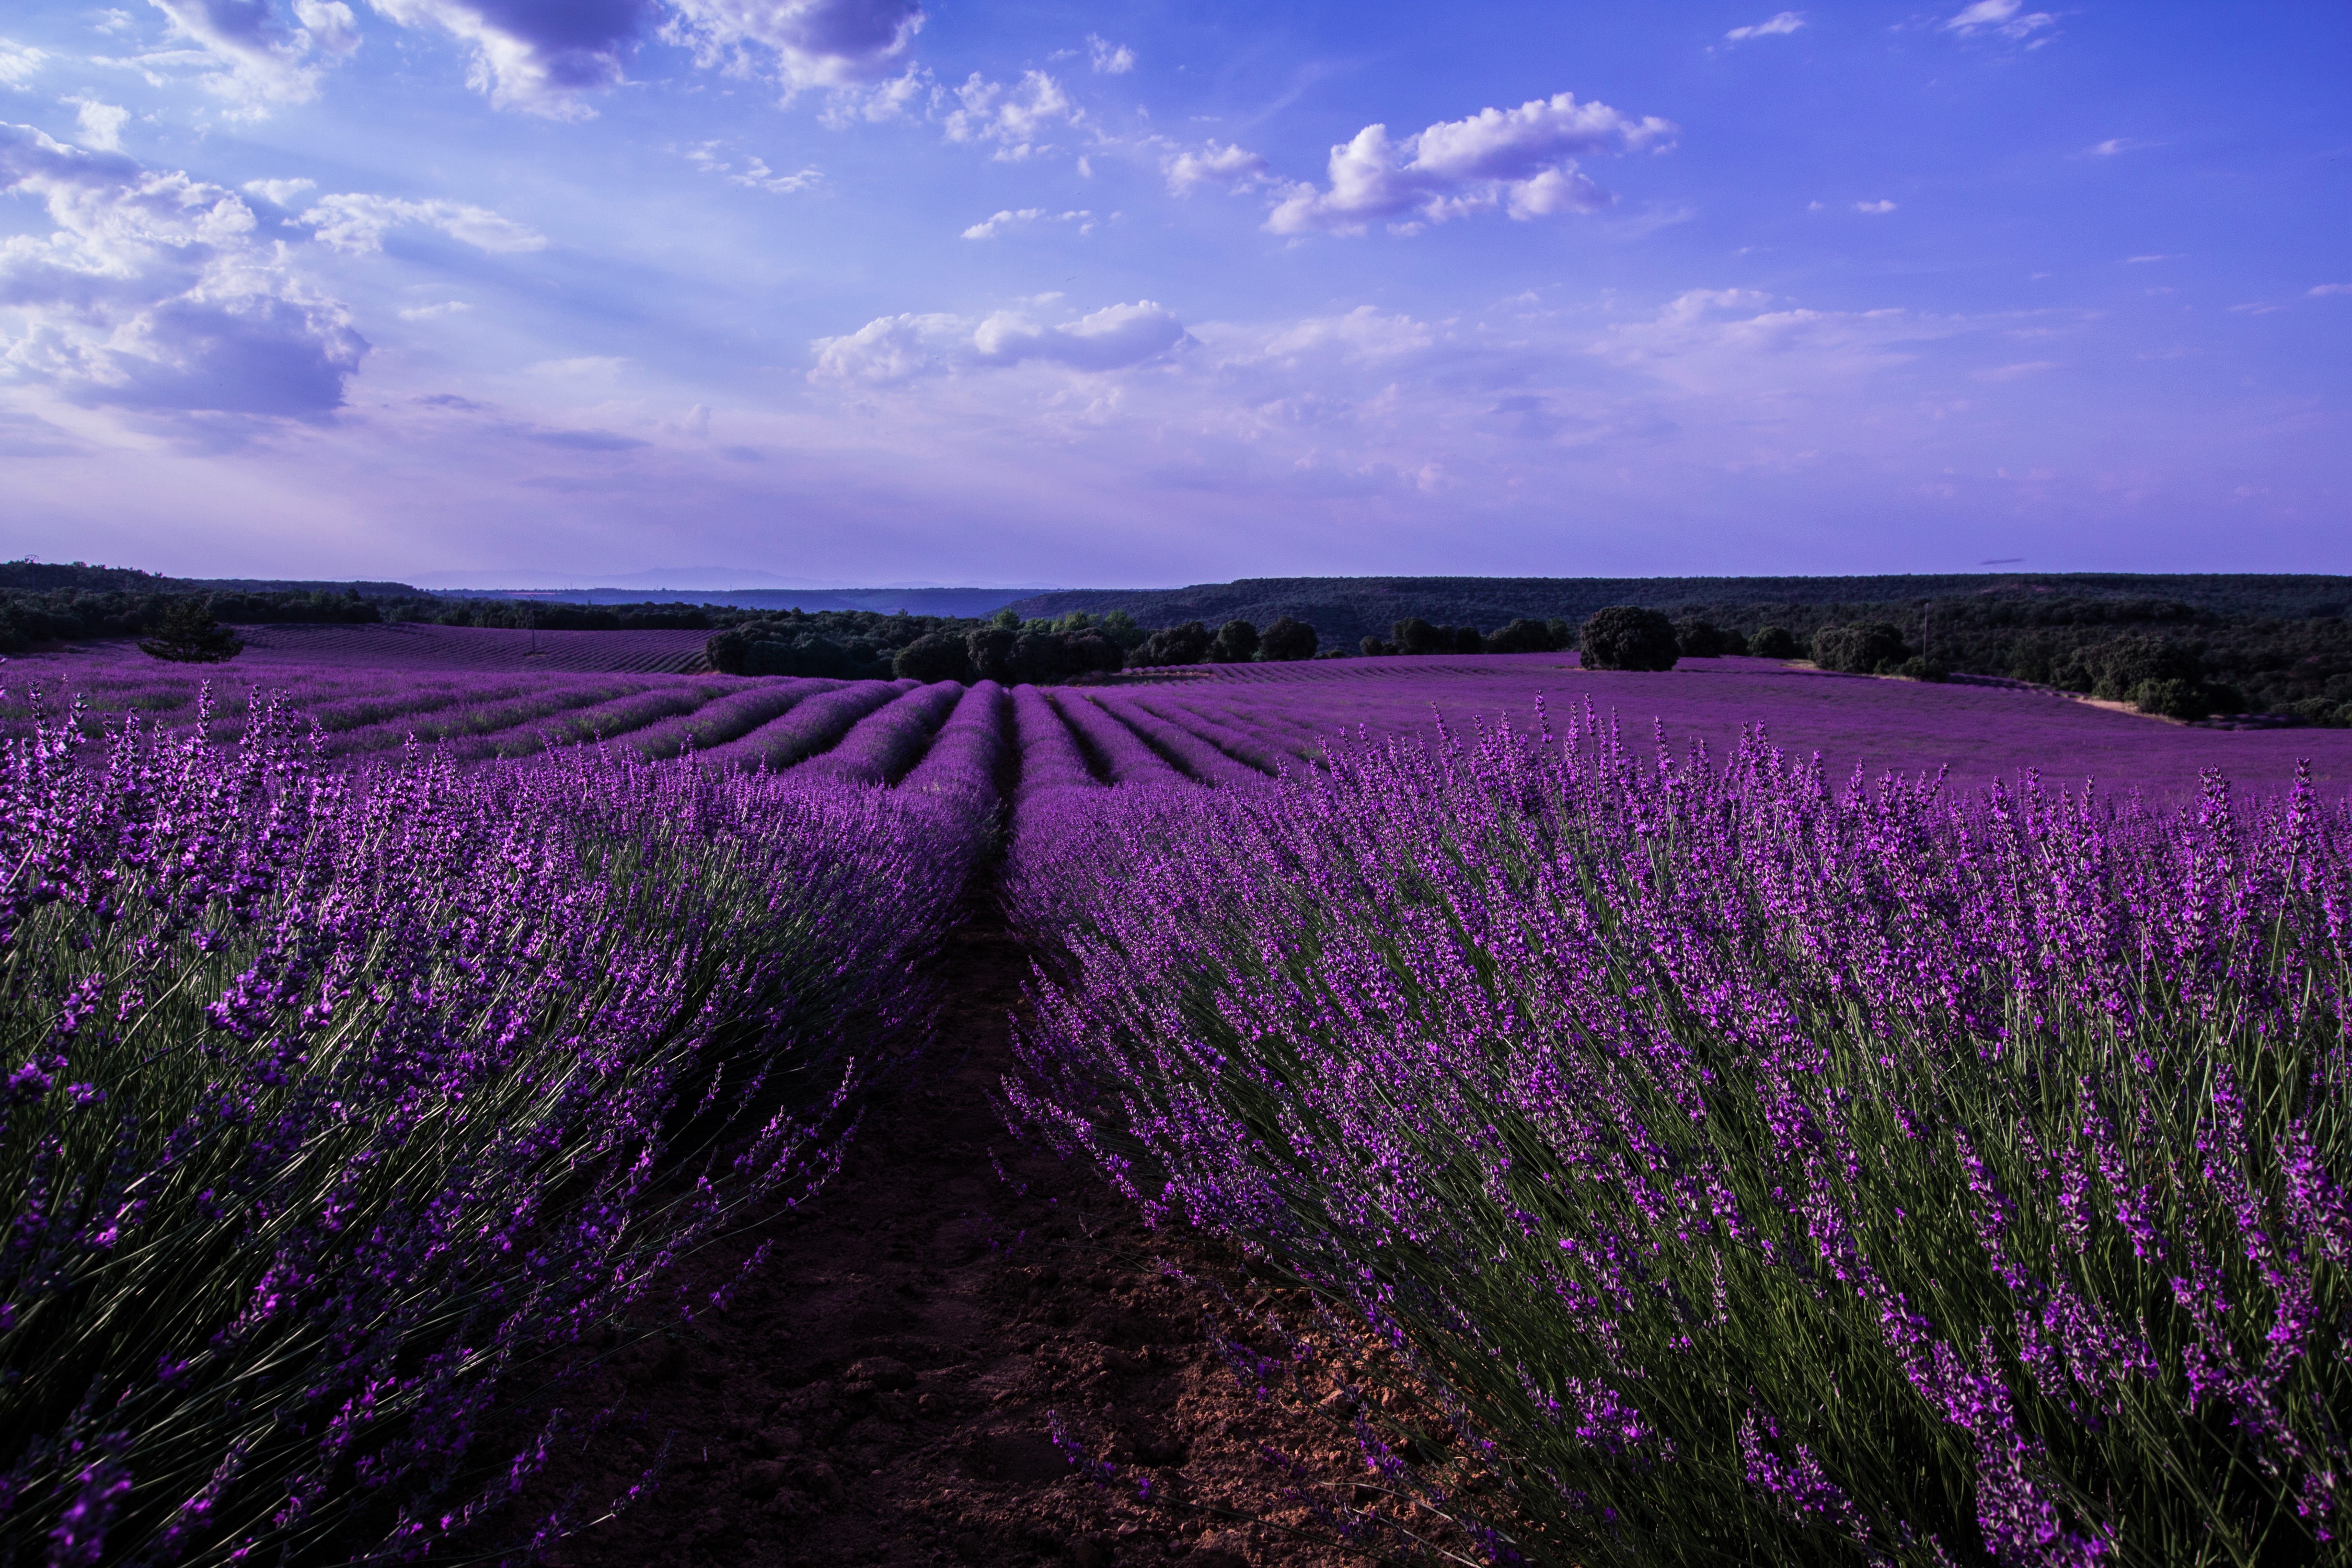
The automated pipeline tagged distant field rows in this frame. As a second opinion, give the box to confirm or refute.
[9,630,2352,799]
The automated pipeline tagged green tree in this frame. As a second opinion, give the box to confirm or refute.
[893,631,974,683]
[1260,615,1319,661]
[137,600,244,664]
[1210,619,1262,663]
[1579,606,1679,671]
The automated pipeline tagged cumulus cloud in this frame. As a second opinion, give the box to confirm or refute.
[810,298,1187,384]
[363,0,649,118]
[662,0,923,91]
[1163,140,1267,196]
[1265,91,1674,236]
[959,206,1089,239]
[1085,32,1133,74]
[0,122,364,414]
[0,39,48,87]
[66,97,132,150]
[1943,0,2055,40]
[362,0,920,116]
[240,175,315,204]
[296,192,546,254]
[1724,11,1803,42]
[942,70,1075,159]
[1853,198,1896,214]
[147,0,362,108]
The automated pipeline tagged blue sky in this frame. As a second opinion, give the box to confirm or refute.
[1,1,2345,586]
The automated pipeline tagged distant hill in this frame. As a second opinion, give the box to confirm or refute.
[1,560,420,597]
[1002,574,2352,645]
[437,586,1043,617]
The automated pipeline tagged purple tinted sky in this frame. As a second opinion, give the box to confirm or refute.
[1,2,2345,586]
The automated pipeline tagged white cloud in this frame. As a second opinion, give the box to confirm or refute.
[2308,283,2351,297]
[2123,253,2175,264]
[2086,137,2150,156]
[91,11,136,36]
[527,354,627,382]
[146,0,361,109]
[1943,0,2055,40]
[296,192,546,254]
[1853,198,1897,214]
[816,65,925,125]
[241,175,315,205]
[1975,360,2059,382]
[959,206,1090,239]
[1724,12,1804,42]
[364,0,635,118]
[1590,287,1961,395]
[1264,90,1674,236]
[398,298,470,318]
[810,299,1189,384]
[0,122,364,414]
[1163,139,1268,195]
[688,145,823,193]
[0,39,48,87]
[662,0,924,92]
[66,97,131,150]
[1250,305,1434,363]
[942,70,1075,160]
[1086,32,1133,74]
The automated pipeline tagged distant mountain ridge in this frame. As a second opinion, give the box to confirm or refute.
[1000,574,2352,645]
[435,586,1045,617]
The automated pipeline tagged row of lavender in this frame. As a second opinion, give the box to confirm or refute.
[1002,706,2351,1567]
[0,661,1312,790]
[0,679,1013,1567]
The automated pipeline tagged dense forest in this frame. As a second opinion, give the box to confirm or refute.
[1006,573,2352,723]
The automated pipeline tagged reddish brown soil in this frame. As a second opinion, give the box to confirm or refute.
[513,903,1452,1568]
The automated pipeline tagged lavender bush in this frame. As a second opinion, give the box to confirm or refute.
[1005,705,2351,1566]
[1091,694,1272,787]
[1047,691,1183,787]
[799,681,965,785]
[622,678,838,761]
[695,681,910,774]
[1,686,981,1565]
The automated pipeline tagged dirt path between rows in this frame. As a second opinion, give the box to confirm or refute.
[518,898,1449,1568]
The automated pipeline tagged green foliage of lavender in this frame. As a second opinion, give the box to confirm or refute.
[1005,710,2351,1566]
[1,687,975,1565]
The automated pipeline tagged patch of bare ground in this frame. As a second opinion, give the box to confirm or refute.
[505,899,1466,1568]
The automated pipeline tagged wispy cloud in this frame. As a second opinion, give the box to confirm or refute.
[811,299,1190,383]
[242,176,316,205]
[1853,199,1897,214]
[297,193,547,255]
[2311,283,2352,297]
[0,37,47,87]
[1724,12,1804,43]
[1086,33,1134,74]
[685,144,822,193]
[2086,136,2153,156]
[1943,0,2056,41]
[1163,140,1271,196]
[66,96,131,151]
[960,207,1092,239]
[942,69,1077,160]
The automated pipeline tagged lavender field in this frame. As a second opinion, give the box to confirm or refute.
[4,645,2347,1566]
